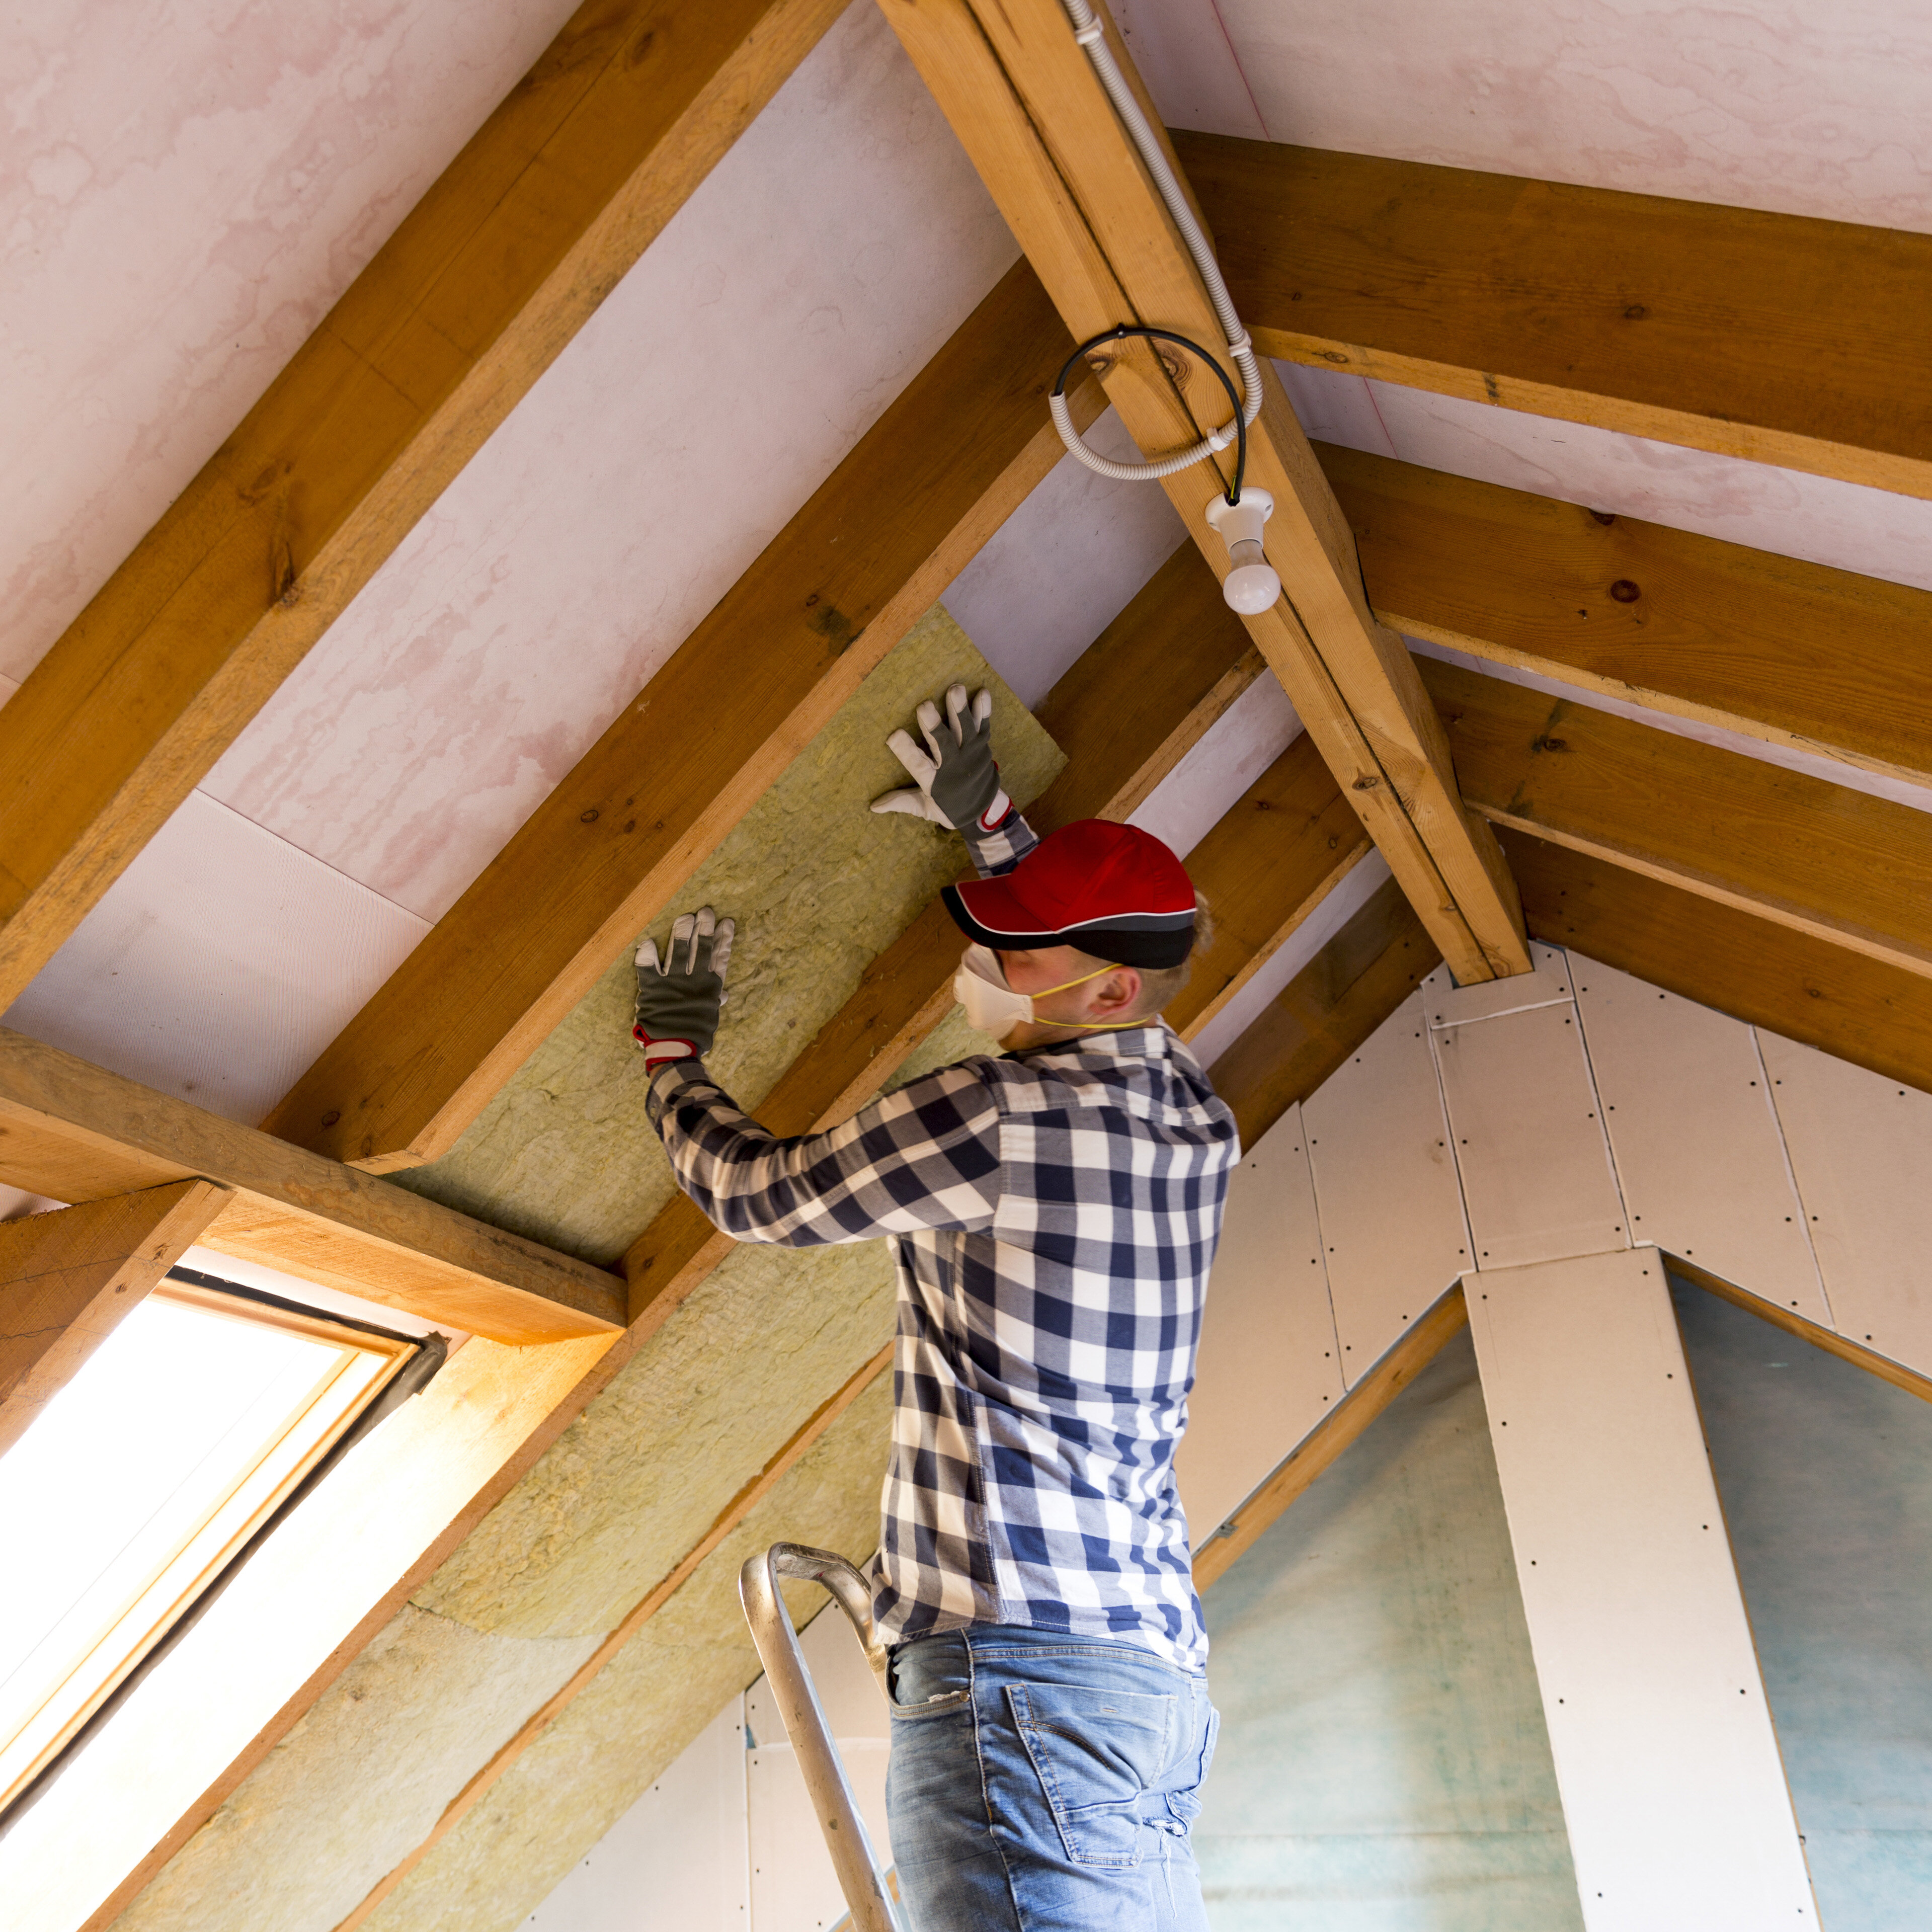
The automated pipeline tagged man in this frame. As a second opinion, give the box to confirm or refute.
[632,684,1239,1931]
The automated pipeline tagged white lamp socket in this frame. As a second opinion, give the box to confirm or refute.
[1204,488,1279,615]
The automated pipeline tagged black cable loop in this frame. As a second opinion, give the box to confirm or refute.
[1052,326,1247,504]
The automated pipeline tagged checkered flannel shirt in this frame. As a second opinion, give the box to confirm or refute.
[645,810,1239,1671]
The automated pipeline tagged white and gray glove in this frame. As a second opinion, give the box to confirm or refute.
[633,907,734,1072]
[870,684,1013,835]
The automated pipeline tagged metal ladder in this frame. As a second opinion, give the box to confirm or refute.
[739,1543,906,1932]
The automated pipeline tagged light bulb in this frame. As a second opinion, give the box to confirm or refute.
[1203,489,1278,616]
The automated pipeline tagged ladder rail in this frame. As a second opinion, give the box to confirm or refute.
[738,1542,903,1932]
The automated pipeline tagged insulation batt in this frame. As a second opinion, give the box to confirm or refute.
[393,603,1066,1265]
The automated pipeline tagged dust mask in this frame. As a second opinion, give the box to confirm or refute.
[953,944,1116,1041]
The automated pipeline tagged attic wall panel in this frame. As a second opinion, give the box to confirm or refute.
[392,605,1064,1268]
[1180,1102,1342,1538]
[1302,990,1468,1383]
[1571,957,1827,1321]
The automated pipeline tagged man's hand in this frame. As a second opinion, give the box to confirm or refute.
[871,684,1012,836]
[634,907,734,1072]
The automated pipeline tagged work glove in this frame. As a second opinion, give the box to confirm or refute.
[633,907,734,1072]
[871,684,1013,837]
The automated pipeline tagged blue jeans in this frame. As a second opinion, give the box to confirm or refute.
[884,1626,1218,1932]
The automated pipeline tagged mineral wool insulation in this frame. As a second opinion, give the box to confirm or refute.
[106,611,1062,1932]
[395,603,1066,1265]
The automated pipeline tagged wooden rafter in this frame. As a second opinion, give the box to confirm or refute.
[876,0,1530,987]
[0,0,849,1018]
[0,1182,229,1456]
[1501,827,1932,1098]
[1422,657,1932,982]
[264,265,1099,1171]
[1183,133,1932,499]
[0,1031,622,1343]
[1328,444,1932,788]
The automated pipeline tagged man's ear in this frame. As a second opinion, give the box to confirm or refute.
[1097,967,1143,1014]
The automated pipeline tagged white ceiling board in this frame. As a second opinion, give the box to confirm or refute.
[1191,850,1393,1073]
[197,4,1018,922]
[1468,1248,1819,1931]
[1110,0,1271,140]
[527,1698,749,1932]
[1569,957,1828,1324]
[1,789,429,1124]
[1180,1103,1343,1537]
[1208,0,1932,232]
[1281,360,1932,598]
[943,409,1187,709]
[1129,673,1301,860]
[1302,990,1469,1384]
[0,0,578,687]
[1428,955,1629,1273]
[1760,1032,1932,1379]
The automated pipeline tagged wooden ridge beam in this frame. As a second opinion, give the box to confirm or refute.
[0,1181,229,1456]
[0,0,848,1016]
[265,263,1097,1172]
[1500,827,1932,1099]
[1326,442,1932,788]
[1208,874,1439,1151]
[1182,133,1932,499]
[1194,1285,1469,1592]
[876,0,1530,986]
[0,1030,622,1344]
[1423,656,1932,982]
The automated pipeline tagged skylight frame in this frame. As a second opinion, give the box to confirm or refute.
[0,1281,415,1809]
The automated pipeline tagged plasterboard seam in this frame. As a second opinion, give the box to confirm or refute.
[1556,943,1638,1254]
[1749,1025,1837,1331]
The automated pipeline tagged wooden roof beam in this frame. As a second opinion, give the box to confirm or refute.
[1328,443,1932,790]
[265,264,1099,1170]
[0,0,847,1017]
[0,1032,623,1343]
[1182,133,1932,500]
[1502,828,1932,1098]
[1423,656,1932,984]
[877,0,1530,987]
[0,1181,229,1457]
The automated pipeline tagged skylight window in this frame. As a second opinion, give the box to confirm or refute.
[0,1278,414,1809]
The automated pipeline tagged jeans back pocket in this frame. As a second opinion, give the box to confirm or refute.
[1006,1682,1175,1868]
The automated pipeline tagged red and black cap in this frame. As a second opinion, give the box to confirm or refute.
[941,819,1197,970]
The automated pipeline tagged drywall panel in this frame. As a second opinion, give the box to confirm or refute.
[1761,1032,1932,1376]
[1,788,429,1124]
[1468,1249,1818,1931]
[1302,991,1469,1385]
[1572,958,1827,1321]
[1180,1103,1343,1538]
[1429,959,1627,1272]
[526,1698,749,1932]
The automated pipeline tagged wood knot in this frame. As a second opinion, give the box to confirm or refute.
[1608,579,1641,603]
